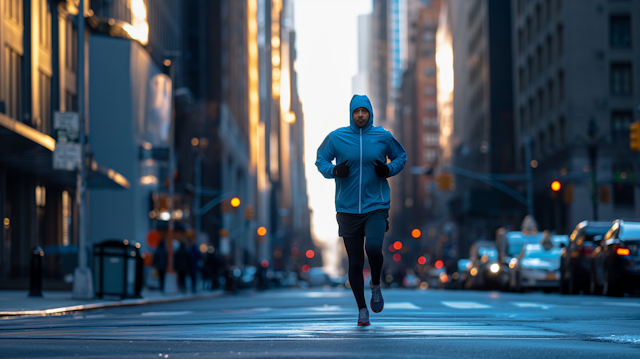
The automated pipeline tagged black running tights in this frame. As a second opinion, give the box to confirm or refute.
[342,218,386,310]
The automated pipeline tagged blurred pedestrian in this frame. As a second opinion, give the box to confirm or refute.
[173,241,191,294]
[315,95,406,326]
[152,240,168,291]
[202,251,220,290]
[188,242,201,293]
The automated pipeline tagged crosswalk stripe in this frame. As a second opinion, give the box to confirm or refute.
[510,302,552,310]
[441,301,492,309]
[385,302,421,309]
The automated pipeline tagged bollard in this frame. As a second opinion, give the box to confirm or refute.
[29,247,44,297]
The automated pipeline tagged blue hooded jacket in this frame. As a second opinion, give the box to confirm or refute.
[316,95,407,214]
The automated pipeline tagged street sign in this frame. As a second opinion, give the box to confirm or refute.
[53,112,81,170]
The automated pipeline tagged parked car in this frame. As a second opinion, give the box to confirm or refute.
[590,220,640,296]
[559,221,611,294]
[511,243,563,292]
[305,267,335,287]
[496,229,543,291]
[465,242,500,290]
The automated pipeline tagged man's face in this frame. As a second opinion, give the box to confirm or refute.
[352,107,370,128]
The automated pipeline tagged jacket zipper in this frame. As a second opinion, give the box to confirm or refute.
[380,181,384,201]
[359,128,362,214]
[337,181,342,200]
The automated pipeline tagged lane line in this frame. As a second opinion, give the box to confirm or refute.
[510,302,552,310]
[384,302,421,310]
[441,301,492,309]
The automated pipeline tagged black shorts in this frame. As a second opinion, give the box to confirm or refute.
[336,209,389,238]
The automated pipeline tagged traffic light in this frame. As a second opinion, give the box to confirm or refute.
[245,205,254,221]
[436,172,455,191]
[551,180,561,192]
[598,185,611,204]
[630,120,640,152]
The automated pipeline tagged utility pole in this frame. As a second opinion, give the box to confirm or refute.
[72,0,93,299]
[524,136,534,217]
[588,119,599,221]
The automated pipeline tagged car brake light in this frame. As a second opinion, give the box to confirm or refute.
[616,248,630,256]
[580,246,594,255]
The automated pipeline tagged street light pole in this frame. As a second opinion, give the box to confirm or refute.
[588,119,599,221]
[525,136,534,217]
[72,0,93,299]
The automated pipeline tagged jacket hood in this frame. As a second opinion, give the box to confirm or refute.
[349,95,374,132]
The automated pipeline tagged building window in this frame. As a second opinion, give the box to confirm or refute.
[423,149,437,163]
[558,70,565,102]
[548,124,556,150]
[537,46,543,75]
[611,63,633,96]
[422,117,438,127]
[423,86,436,95]
[38,0,51,49]
[610,15,631,48]
[520,107,526,132]
[613,183,634,207]
[559,116,566,142]
[526,17,532,44]
[547,81,554,110]
[529,97,535,126]
[535,4,541,35]
[545,0,552,21]
[556,24,564,57]
[611,110,633,143]
[519,67,526,91]
[424,67,437,77]
[539,132,545,156]
[37,72,51,134]
[546,36,553,65]
[4,46,21,120]
[423,132,439,146]
[5,0,22,24]
[538,89,545,116]
[527,56,533,84]
[65,21,78,72]
[518,28,524,53]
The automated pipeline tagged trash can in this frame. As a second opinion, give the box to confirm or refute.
[93,239,143,299]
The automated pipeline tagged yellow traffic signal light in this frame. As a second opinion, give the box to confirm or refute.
[436,172,455,191]
[630,120,640,152]
[551,180,561,192]
[257,226,267,236]
[230,197,241,208]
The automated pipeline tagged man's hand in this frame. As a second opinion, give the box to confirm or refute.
[375,160,389,177]
[333,160,350,178]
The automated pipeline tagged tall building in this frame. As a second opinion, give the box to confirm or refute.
[511,0,640,231]
[441,0,521,257]
[390,0,441,251]
[352,14,372,95]
[0,0,129,289]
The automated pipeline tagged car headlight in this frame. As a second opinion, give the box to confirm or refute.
[490,263,500,273]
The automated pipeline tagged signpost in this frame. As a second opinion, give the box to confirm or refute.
[52,112,81,171]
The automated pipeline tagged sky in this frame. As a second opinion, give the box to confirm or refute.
[293,0,372,275]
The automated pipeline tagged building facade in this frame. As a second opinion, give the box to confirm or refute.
[511,0,640,232]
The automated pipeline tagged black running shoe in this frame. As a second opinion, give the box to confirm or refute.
[370,285,384,313]
[358,308,370,326]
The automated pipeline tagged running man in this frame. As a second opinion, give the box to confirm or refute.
[316,95,407,326]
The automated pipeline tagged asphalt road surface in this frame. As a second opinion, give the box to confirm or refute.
[1,288,639,358]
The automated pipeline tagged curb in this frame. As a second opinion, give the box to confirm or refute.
[0,290,225,317]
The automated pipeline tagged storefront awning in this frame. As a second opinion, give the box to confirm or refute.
[0,113,130,189]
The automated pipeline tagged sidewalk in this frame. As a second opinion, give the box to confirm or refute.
[0,288,224,316]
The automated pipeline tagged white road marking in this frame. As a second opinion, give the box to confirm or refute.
[309,305,343,311]
[441,301,492,309]
[510,302,552,310]
[141,311,194,316]
[384,302,421,310]
[582,301,640,307]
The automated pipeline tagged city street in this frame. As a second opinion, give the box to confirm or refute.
[1,289,639,358]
